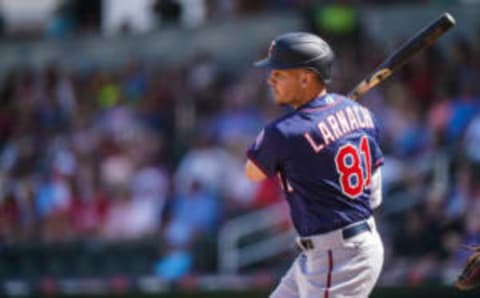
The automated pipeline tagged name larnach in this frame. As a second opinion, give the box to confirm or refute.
[304,105,374,153]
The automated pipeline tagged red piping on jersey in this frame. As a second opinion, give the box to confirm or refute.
[324,250,333,298]
[300,97,342,113]
[374,157,385,168]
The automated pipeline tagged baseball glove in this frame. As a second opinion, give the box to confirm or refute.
[455,245,480,290]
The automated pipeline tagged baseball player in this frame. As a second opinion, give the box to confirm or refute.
[245,32,384,298]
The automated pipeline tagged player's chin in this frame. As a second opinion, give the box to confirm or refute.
[271,90,289,106]
[275,97,290,107]
[272,93,285,105]
[274,98,286,106]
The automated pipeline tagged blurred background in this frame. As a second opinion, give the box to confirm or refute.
[0,0,479,297]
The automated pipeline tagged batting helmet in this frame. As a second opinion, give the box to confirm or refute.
[254,32,335,83]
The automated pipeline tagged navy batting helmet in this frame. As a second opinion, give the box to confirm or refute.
[254,32,335,83]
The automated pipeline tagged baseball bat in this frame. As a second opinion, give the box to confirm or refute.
[348,12,455,101]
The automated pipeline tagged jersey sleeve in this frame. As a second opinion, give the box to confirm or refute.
[372,140,384,170]
[370,112,384,169]
[246,125,286,177]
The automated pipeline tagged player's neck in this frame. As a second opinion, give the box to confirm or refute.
[293,88,327,109]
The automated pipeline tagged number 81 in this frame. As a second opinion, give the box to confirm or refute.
[334,136,372,199]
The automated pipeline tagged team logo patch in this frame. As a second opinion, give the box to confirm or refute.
[254,129,265,150]
[325,95,334,104]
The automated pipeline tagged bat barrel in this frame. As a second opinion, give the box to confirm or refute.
[347,12,456,101]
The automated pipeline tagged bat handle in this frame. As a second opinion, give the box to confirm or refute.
[347,68,392,101]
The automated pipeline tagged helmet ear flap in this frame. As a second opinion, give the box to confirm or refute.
[307,62,332,84]
[308,50,334,84]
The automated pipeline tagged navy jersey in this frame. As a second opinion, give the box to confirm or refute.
[247,93,384,237]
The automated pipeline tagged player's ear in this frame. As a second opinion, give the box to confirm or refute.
[300,71,310,87]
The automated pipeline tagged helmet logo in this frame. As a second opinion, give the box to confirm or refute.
[268,41,276,57]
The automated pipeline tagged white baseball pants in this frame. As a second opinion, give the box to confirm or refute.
[270,217,384,298]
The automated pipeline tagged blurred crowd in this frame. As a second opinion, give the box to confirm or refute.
[1,2,480,288]
[0,48,282,280]
[0,0,441,38]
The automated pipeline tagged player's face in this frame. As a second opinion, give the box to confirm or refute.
[268,69,305,106]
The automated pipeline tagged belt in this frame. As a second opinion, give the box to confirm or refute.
[342,221,371,239]
[298,220,371,251]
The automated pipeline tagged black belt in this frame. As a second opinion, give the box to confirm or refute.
[298,221,371,251]
[342,221,371,239]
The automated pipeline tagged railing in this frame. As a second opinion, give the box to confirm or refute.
[216,149,451,274]
[218,202,295,274]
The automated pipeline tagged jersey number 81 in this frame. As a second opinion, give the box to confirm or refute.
[334,136,371,199]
